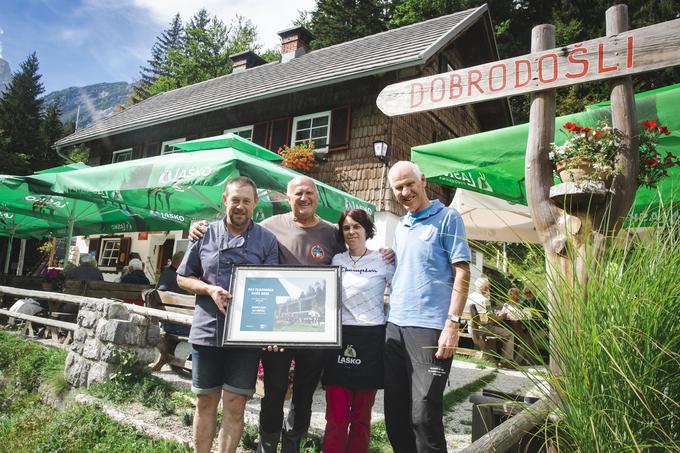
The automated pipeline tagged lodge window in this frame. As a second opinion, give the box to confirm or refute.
[291,111,331,149]
[160,137,186,155]
[112,148,133,163]
[98,237,121,270]
[224,125,254,140]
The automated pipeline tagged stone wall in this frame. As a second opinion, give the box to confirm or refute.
[64,300,160,388]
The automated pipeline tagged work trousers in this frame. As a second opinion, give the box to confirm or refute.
[257,349,325,453]
[384,322,453,453]
[323,386,377,453]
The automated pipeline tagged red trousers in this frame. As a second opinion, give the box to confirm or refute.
[323,386,377,453]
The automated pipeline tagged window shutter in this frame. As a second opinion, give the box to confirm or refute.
[145,142,160,157]
[88,238,100,260]
[117,236,132,271]
[269,118,291,152]
[329,105,351,151]
[252,122,269,148]
[132,144,144,160]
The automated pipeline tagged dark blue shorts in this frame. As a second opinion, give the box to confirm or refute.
[191,344,260,396]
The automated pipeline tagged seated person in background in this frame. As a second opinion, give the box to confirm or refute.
[121,258,150,285]
[65,253,103,282]
[464,277,492,324]
[468,278,515,366]
[156,251,191,337]
[499,287,532,321]
[157,251,187,293]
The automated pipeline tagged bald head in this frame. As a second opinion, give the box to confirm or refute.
[388,161,422,183]
[287,176,319,221]
[287,176,317,195]
[388,160,429,213]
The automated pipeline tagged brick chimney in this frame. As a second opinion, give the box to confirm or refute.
[230,51,267,73]
[278,26,314,63]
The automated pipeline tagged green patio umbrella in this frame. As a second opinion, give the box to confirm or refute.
[411,83,680,227]
[27,136,375,225]
[1,167,191,266]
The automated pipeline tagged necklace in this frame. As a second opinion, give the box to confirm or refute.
[349,248,368,269]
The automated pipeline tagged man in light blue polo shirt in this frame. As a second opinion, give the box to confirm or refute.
[177,176,278,453]
[384,161,471,453]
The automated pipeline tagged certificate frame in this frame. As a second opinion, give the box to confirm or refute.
[223,264,341,348]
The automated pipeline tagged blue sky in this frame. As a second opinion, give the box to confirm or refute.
[1,0,315,94]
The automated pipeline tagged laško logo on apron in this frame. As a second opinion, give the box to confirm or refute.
[337,344,361,365]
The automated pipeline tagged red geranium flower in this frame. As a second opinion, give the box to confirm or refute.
[644,158,659,167]
[658,125,670,135]
[563,122,577,131]
[594,131,604,137]
[642,120,658,130]
[584,127,592,134]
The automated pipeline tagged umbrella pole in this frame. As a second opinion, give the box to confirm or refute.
[63,200,76,266]
[3,233,14,275]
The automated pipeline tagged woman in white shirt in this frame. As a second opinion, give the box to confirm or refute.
[322,208,394,453]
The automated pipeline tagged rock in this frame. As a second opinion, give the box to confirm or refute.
[82,338,102,360]
[87,362,119,387]
[77,311,98,329]
[74,327,88,344]
[129,313,149,327]
[64,353,92,387]
[134,347,160,365]
[146,324,161,345]
[105,302,130,320]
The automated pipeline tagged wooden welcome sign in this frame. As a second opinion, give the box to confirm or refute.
[377,18,680,116]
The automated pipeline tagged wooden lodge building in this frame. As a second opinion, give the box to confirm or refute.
[55,5,511,281]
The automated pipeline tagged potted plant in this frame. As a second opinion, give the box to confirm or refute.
[278,141,319,173]
[549,120,677,188]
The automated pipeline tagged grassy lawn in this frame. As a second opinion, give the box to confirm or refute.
[0,330,189,452]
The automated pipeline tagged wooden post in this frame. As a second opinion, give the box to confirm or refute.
[606,4,639,230]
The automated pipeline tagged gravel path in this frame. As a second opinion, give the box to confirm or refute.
[152,358,541,451]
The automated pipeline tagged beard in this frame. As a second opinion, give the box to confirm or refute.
[228,209,250,228]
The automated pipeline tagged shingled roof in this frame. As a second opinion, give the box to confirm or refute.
[56,6,489,148]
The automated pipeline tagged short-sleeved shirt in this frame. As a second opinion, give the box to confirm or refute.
[260,213,342,265]
[177,219,279,346]
[389,199,471,330]
[332,251,394,326]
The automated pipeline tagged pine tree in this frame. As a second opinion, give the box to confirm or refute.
[308,0,389,49]
[39,98,66,171]
[131,13,185,103]
[0,53,44,175]
[144,10,261,98]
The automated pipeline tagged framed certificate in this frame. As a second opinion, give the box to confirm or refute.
[223,264,341,348]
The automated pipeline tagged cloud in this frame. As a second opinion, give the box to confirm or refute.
[58,27,90,46]
[83,0,316,49]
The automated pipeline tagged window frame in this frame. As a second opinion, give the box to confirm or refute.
[160,137,186,155]
[112,148,133,163]
[291,110,331,149]
[98,237,121,271]
[224,125,254,141]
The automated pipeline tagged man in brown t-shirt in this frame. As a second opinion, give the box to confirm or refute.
[190,176,342,452]
[191,175,391,452]
[256,177,343,452]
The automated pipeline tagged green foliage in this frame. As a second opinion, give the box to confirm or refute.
[307,0,388,49]
[240,423,259,450]
[67,144,90,164]
[139,10,261,101]
[524,213,680,451]
[88,349,180,416]
[0,53,47,175]
[0,403,190,452]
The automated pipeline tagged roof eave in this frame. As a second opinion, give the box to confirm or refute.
[55,57,428,148]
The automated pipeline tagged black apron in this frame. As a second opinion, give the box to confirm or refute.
[323,324,385,389]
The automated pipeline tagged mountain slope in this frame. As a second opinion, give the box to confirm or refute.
[43,82,133,128]
[0,58,11,94]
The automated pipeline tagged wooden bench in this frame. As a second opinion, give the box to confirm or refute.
[458,306,500,360]
[63,280,153,306]
[0,308,76,343]
[145,289,194,372]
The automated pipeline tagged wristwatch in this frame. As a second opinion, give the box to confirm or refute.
[446,314,461,323]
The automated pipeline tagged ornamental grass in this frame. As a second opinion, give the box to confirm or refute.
[474,204,679,451]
